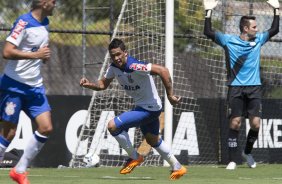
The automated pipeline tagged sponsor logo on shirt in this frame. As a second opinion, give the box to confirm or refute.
[11,19,28,40]
[121,84,140,91]
[129,63,148,71]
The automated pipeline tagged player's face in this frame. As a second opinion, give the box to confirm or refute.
[43,0,56,16]
[109,47,128,69]
[246,20,258,39]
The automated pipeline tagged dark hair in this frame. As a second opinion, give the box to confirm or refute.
[108,38,126,51]
[239,16,256,33]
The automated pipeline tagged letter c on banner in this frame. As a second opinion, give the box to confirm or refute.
[65,110,89,156]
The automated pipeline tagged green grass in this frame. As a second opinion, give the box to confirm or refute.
[1,164,282,184]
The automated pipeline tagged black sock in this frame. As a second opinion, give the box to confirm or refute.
[228,129,239,162]
[244,129,258,154]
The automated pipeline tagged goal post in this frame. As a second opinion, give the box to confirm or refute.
[163,0,174,166]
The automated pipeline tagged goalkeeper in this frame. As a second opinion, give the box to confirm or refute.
[203,0,279,170]
[80,38,186,180]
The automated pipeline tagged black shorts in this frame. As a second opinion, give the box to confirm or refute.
[227,86,262,118]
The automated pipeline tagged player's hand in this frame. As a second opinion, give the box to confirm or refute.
[203,0,219,10]
[267,0,280,9]
[36,46,51,60]
[167,95,181,106]
[80,77,90,87]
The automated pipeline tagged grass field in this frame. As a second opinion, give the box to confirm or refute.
[1,164,282,184]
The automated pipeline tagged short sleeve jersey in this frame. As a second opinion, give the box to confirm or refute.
[104,56,162,111]
[215,31,269,86]
[4,12,49,87]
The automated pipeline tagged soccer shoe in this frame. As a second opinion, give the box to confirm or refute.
[170,166,187,180]
[226,161,236,170]
[242,152,256,168]
[120,155,144,174]
[9,167,30,184]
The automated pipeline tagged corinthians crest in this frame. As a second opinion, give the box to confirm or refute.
[5,102,16,116]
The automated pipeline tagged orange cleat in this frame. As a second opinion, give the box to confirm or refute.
[9,167,30,184]
[120,155,144,174]
[170,166,187,180]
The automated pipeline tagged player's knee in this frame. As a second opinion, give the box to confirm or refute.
[230,117,241,130]
[38,125,53,136]
[145,135,159,147]
[250,116,260,130]
[107,119,117,134]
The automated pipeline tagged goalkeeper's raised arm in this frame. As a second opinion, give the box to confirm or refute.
[203,0,218,41]
[266,0,280,39]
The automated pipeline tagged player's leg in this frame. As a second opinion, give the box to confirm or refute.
[15,111,52,172]
[0,92,22,162]
[226,87,244,170]
[0,121,16,161]
[108,118,139,161]
[244,115,260,155]
[226,116,241,170]
[108,107,160,174]
[108,108,153,174]
[242,116,259,168]
[107,108,149,160]
[13,90,52,174]
[0,92,31,183]
[10,110,52,184]
[141,120,187,180]
[242,88,261,168]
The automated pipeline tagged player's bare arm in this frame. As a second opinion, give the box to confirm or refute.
[150,64,181,105]
[2,41,51,60]
[80,77,113,91]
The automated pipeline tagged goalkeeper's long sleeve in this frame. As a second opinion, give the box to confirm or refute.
[268,9,279,38]
[204,16,216,41]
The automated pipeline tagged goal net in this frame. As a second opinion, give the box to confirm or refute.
[69,0,282,168]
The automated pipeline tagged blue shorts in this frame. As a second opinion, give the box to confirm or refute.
[114,106,161,136]
[0,75,51,124]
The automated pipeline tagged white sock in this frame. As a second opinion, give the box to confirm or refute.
[15,131,47,173]
[154,139,181,170]
[0,144,7,162]
[113,131,138,159]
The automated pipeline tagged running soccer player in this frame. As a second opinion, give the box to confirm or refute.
[80,38,187,180]
[0,0,56,183]
[203,0,279,170]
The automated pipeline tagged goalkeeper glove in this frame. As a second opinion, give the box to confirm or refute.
[267,0,280,9]
[203,0,219,10]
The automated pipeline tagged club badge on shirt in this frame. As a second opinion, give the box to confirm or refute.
[249,42,256,46]
[5,102,16,116]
